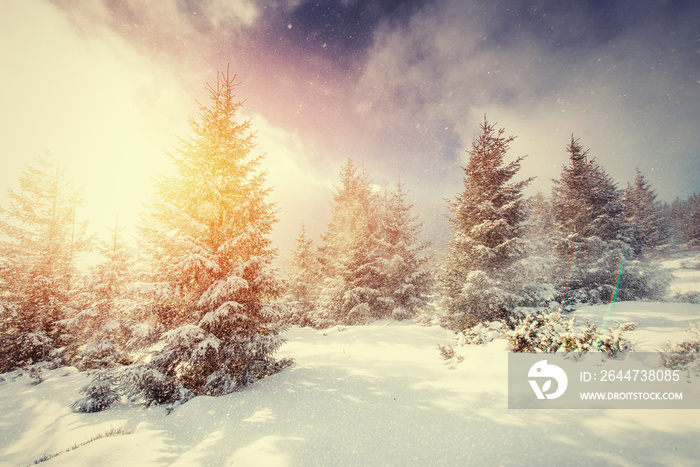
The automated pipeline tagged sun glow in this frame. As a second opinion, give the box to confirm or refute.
[1,1,191,246]
[0,1,333,267]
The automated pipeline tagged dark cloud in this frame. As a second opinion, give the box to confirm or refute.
[40,0,700,227]
[349,0,699,195]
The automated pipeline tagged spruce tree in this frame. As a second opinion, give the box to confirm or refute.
[551,137,667,305]
[623,168,670,257]
[517,191,559,309]
[293,166,430,326]
[283,223,321,326]
[380,181,431,319]
[439,117,532,330]
[551,136,625,305]
[135,68,286,399]
[64,216,135,369]
[314,159,385,325]
[91,216,134,308]
[551,137,626,242]
[670,194,700,247]
[527,191,555,241]
[0,153,90,371]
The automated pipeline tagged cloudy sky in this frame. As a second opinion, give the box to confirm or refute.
[1,0,698,262]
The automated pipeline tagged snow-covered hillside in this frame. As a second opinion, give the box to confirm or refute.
[1,252,699,466]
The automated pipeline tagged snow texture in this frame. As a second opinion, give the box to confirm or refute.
[1,252,700,465]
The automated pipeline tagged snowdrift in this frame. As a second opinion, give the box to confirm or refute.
[1,253,699,466]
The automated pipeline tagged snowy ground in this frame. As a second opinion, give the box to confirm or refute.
[1,252,699,466]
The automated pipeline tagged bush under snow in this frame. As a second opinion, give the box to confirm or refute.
[659,320,700,378]
[452,309,636,359]
[504,311,636,358]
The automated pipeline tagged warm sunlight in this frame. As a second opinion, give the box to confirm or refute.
[1,1,699,465]
[1,1,190,242]
[0,1,330,257]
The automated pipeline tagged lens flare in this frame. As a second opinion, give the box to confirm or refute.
[602,253,626,332]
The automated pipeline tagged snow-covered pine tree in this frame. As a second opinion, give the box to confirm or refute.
[551,136,627,305]
[438,117,532,330]
[380,181,431,320]
[623,169,671,257]
[551,137,667,305]
[63,216,136,369]
[665,194,700,247]
[314,159,385,325]
[92,216,134,307]
[283,223,321,326]
[0,153,90,372]
[516,191,559,309]
[134,68,287,400]
[685,195,700,246]
[527,191,555,241]
[551,137,626,241]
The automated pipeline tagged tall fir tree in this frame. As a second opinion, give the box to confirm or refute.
[290,165,431,327]
[551,136,626,305]
[380,181,431,319]
[517,191,559,309]
[0,153,90,370]
[666,194,700,247]
[314,158,385,325]
[135,68,286,399]
[624,168,670,257]
[283,223,321,326]
[91,216,134,310]
[64,216,136,369]
[438,117,532,330]
[551,137,626,243]
[527,191,555,241]
[551,137,667,305]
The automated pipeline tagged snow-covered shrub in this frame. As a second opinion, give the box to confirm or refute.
[57,308,136,371]
[504,311,635,358]
[436,343,464,365]
[0,303,58,372]
[280,301,317,328]
[73,363,187,412]
[440,270,521,330]
[0,327,54,373]
[518,282,559,310]
[460,320,505,345]
[679,255,700,270]
[615,259,672,302]
[659,321,700,377]
[391,306,412,321]
[346,302,372,325]
[73,369,121,413]
[313,278,376,327]
[121,364,183,405]
[27,365,44,385]
[671,291,700,304]
[74,303,294,412]
[412,302,442,327]
[595,321,638,358]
